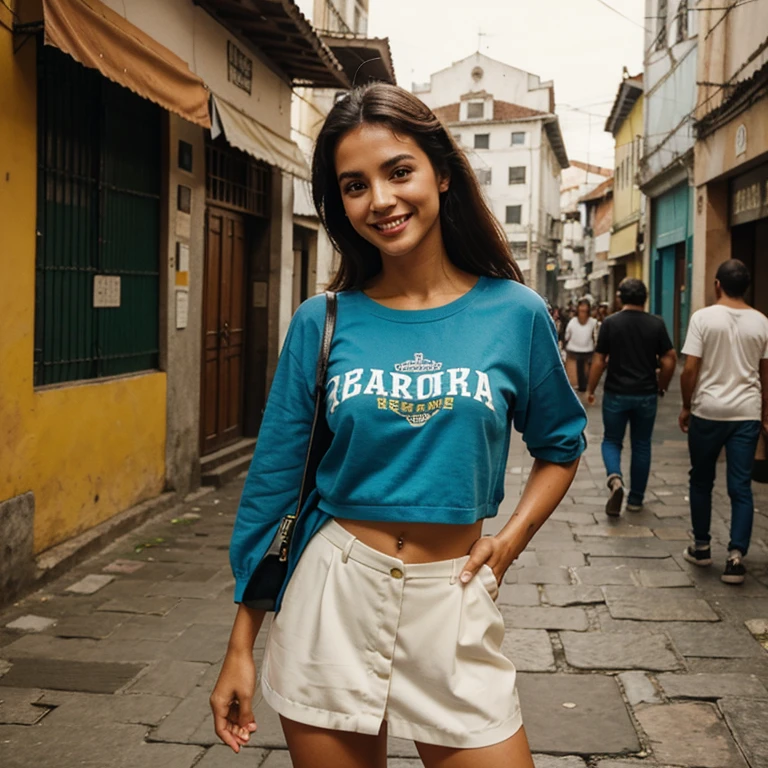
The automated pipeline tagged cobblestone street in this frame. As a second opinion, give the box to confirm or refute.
[1,380,768,768]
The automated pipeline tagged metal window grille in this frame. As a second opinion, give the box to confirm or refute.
[508,166,526,184]
[227,41,253,95]
[474,133,490,149]
[34,46,161,387]
[205,139,270,217]
[506,205,522,225]
[467,102,484,119]
[475,167,492,185]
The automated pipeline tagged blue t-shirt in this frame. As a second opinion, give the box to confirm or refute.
[230,276,587,606]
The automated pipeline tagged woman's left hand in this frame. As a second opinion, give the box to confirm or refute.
[460,534,518,586]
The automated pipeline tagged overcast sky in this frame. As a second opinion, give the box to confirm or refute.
[367,0,647,169]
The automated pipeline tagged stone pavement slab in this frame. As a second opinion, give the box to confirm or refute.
[719,698,768,768]
[0,687,49,725]
[126,660,209,698]
[617,671,662,705]
[633,570,692,588]
[560,631,682,671]
[635,702,748,767]
[497,584,541,606]
[39,690,180,727]
[500,606,589,631]
[664,622,765,658]
[656,672,768,700]
[0,722,203,768]
[534,550,587,567]
[587,556,682,570]
[5,615,57,632]
[543,585,604,606]
[501,629,555,671]
[603,587,720,622]
[534,757,587,768]
[52,612,126,639]
[0,658,144,693]
[573,566,635,585]
[514,566,572,585]
[517,673,640,755]
[196,745,269,766]
[97,595,180,615]
[579,539,673,557]
[572,524,654,539]
[65,574,115,594]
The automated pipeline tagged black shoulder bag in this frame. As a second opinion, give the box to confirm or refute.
[241,291,337,611]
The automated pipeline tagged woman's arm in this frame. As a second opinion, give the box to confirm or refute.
[460,458,579,583]
[210,605,266,753]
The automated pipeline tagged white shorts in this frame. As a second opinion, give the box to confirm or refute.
[261,520,523,748]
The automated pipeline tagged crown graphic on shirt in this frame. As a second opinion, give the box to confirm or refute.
[394,353,443,373]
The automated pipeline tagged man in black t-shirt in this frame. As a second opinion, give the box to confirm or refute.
[586,279,677,516]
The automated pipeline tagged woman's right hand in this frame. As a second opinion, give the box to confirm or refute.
[210,647,259,753]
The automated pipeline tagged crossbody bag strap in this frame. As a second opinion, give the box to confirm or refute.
[286,291,337,527]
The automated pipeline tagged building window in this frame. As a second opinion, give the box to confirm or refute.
[506,205,522,224]
[511,131,526,145]
[508,166,526,185]
[35,46,161,386]
[656,0,668,50]
[475,168,492,185]
[676,0,688,42]
[474,133,490,149]
[467,102,484,119]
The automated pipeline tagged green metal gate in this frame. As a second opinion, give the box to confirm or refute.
[34,46,161,386]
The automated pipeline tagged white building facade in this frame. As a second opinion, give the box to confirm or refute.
[414,53,569,298]
[558,161,613,304]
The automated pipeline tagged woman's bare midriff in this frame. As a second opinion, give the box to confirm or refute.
[334,518,484,563]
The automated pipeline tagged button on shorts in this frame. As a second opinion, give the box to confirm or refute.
[261,520,523,748]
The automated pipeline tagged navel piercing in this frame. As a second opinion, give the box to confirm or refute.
[397,535,405,551]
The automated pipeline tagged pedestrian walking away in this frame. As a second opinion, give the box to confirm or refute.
[209,83,587,768]
[585,278,677,516]
[679,259,768,585]
[564,298,597,392]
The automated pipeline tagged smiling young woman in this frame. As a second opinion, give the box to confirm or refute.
[210,84,587,768]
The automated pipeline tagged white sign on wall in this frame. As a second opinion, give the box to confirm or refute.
[176,289,189,330]
[93,275,121,308]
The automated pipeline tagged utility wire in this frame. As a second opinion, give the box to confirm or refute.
[593,0,646,30]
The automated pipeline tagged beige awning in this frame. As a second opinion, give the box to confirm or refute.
[43,0,210,128]
[211,95,310,181]
[609,221,639,260]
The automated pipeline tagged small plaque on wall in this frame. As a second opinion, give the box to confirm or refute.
[93,275,121,308]
[177,185,192,213]
[176,213,191,239]
[176,288,189,330]
[252,281,268,308]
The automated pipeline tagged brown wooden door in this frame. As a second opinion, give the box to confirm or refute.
[201,207,247,454]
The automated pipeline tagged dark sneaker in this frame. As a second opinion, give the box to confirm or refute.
[626,503,643,513]
[682,545,712,567]
[721,555,746,585]
[605,477,624,517]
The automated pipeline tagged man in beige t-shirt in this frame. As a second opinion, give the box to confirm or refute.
[679,259,768,584]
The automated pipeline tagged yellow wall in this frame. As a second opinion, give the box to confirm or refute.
[612,95,643,230]
[1,28,167,554]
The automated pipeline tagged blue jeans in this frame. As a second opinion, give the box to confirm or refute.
[601,392,658,506]
[688,415,761,556]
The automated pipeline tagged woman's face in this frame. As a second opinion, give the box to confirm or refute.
[577,304,590,322]
[334,123,448,261]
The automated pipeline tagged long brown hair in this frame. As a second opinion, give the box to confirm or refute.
[312,83,524,291]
